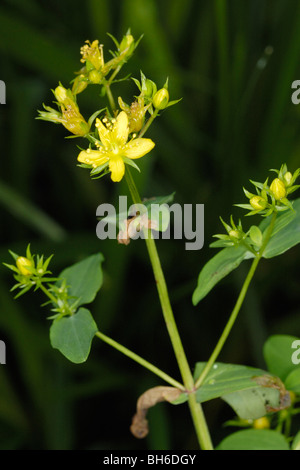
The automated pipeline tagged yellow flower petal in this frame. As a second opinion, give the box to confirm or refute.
[78,149,109,167]
[109,156,125,182]
[123,138,155,159]
[95,118,111,148]
[111,111,129,146]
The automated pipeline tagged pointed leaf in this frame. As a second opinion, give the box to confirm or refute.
[193,362,269,403]
[192,246,252,305]
[57,253,104,307]
[50,308,98,363]
[222,387,280,420]
[260,198,300,258]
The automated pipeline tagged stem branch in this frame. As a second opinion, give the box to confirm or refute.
[95,331,184,390]
[195,212,277,389]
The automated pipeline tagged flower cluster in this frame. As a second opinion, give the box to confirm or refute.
[37,32,180,183]
[72,31,138,94]
[3,245,56,298]
[3,245,76,318]
[212,164,300,253]
[236,164,300,216]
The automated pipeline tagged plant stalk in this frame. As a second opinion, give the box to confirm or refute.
[195,211,277,389]
[125,167,213,450]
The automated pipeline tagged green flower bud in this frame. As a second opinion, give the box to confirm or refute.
[270,177,286,200]
[72,75,88,95]
[283,171,293,186]
[144,79,157,99]
[119,34,134,54]
[88,69,102,84]
[153,88,169,110]
[250,195,267,210]
[229,230,241,240]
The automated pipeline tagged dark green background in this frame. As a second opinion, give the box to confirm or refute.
[0,0,299,450]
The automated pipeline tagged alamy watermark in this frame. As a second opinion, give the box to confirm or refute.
[0,340,6,364]
[96,196,204,250]
[0,80,6,104]
[291,339,300,365]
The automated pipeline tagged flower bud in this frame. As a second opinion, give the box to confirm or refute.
[153,88,169,110]
[88,69,102,84]
[16,256,34,276]
[283,171,293,186]
[144,79,157,99]
[54,85,68,103]
[253,417,270,429]
[119,34,134,54]
[250,195,267,210]
[270,177,286,200]
[229,229,241,240]
[72,75,88,95]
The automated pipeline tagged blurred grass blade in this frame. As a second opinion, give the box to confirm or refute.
[0,9,77,82]
[0,180,66,241]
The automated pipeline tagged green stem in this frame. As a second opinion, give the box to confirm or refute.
[195,212,277,389]
[104,80,116,112]
[125,167,213,450]
[107,65,122,86]
[37,282,58,304]
[138,109,159,138]
[95,331,184,390]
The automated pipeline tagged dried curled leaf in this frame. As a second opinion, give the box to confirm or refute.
[117,214,158,245]
[130,386,181,439]
[252,374,291,412]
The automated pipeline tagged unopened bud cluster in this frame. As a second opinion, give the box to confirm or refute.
[212,164,300,254]
[236,164,300,217]
[3,245,76,317]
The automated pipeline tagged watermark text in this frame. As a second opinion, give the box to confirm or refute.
[0,80,6,104]
[0,340,6,364]
[96,196,204,251]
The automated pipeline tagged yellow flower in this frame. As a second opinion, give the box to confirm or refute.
[80,40,104,70]
[118,96,150,133]
[77,111,155,182]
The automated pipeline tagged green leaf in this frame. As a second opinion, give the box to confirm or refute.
[249,225,263,247]
[57,253,104,307]
[193,362,269,403]
[217,429,289,450]
[260,198,300,258]
[192,246,252,305]
[284,368,300,394]
[50,308,98,363]
[193,198,300,305]
[263,334,300,381]
[292,430,300,450]
[222,387,280,420]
